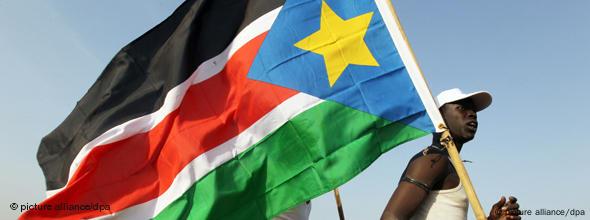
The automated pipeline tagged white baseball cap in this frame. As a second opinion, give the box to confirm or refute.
[436,88,492,112]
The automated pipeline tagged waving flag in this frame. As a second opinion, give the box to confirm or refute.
[24,0,444,219]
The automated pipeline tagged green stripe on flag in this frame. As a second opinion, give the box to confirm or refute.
[154,101,429,219]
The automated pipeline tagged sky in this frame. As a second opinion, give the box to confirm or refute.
[1,0,589,219]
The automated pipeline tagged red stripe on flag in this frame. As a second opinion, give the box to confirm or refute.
[22,31,298,219]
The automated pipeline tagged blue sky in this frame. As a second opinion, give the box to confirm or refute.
[1,0,589,219]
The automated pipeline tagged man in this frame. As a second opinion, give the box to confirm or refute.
[381,88,521,220]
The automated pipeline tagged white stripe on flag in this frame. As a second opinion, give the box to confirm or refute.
[47,6,283,199]
[94,93,322,219]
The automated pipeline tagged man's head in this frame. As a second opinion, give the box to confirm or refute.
[436,88,492,144]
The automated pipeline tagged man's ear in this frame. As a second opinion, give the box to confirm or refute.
[438,105,446,114]
[438,105,449,123]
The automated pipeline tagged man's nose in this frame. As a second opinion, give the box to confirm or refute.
[466,109,477,119]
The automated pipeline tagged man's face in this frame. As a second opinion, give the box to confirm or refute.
[440,98,478,143]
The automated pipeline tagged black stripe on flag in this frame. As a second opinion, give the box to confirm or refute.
[38,0,285,190]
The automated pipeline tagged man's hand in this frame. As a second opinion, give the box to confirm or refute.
[488,196,521,220]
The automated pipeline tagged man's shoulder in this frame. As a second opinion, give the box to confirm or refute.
[408,146,449,165]
[400,146,451,181]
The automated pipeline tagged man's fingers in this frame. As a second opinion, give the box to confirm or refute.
[506,208,520,216]
[508,215,521,220]
[508,196,518,203]
[505,202,520,210]
[494,196,506,207]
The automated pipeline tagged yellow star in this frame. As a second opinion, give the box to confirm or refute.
[294,1,379,87]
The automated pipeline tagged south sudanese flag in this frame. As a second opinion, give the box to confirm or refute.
[23,0,445,219]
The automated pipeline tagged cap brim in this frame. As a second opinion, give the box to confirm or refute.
[464,91,492,112]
